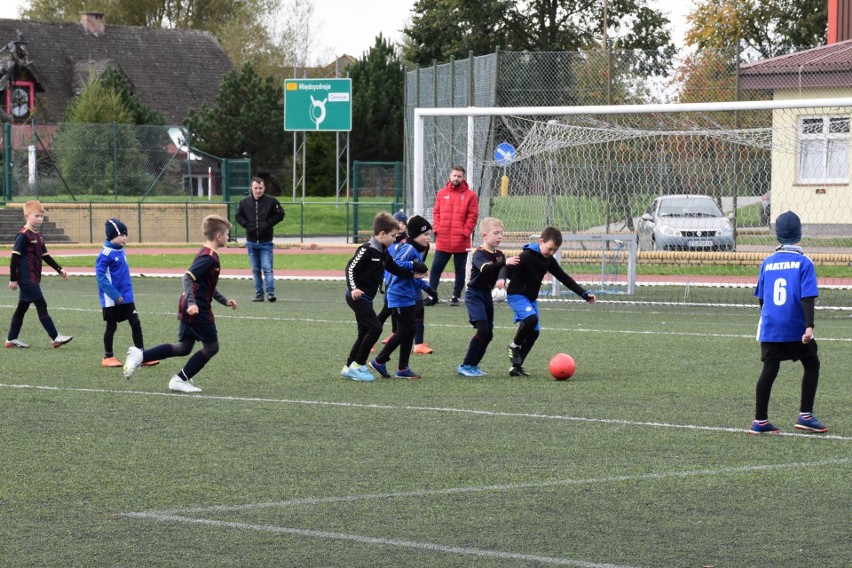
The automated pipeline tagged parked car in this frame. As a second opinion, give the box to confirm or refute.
[637,194,735,251]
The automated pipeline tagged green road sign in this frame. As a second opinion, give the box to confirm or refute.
[284,78,352,132]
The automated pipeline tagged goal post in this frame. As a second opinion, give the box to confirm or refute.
[412,97,852,307]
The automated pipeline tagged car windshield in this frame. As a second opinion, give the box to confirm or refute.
[658,198,723,218]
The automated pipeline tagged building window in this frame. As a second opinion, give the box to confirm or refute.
[798,115,850,184]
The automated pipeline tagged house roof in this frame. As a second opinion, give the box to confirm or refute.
[740,40,852,90]
[0,17,233,123]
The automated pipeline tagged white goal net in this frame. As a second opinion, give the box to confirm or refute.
[412,98,852,309]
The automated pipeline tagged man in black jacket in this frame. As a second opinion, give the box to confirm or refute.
[235,177,285,302]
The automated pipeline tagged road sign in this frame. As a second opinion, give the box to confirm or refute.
[284,79,352,132]
[494,142,516,165]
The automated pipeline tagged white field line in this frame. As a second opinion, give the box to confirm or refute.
[4,303,852,343]
[2,383,851,441]
[121,459,850,567]
[122,513,638,568]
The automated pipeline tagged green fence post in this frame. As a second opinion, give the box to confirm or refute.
[352,160,360,242]
[221,160,230,202]
[3,122,11,202]
[112,122,119,201]
[394,161,403,212]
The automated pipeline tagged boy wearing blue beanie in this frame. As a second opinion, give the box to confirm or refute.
[751,211,827,434]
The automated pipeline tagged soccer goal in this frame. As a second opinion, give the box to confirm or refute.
[412,97,852,308]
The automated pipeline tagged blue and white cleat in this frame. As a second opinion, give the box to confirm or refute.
[794,415,828,433]
[457,364,486,377]
[749,420,780,435]
[368,358,391,379]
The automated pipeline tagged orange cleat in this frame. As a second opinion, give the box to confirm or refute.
[142,360,160,367]
[413,343,433,354]
[102,356,122,367]
[381,334,393,344]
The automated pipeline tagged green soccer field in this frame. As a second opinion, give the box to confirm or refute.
[1,277,849,567]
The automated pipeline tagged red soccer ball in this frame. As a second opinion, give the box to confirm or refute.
[549,353,576,380]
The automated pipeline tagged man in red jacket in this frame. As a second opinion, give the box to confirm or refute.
[425,165,479,306]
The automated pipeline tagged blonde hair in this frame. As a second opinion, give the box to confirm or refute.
[23,200,45,216]
[202,215,232,239]
[479,216,504,234]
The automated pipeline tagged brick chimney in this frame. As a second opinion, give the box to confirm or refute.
[80,12,105,36]
[828,0,852,43]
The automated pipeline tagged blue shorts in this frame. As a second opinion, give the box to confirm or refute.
[507,293,540,331]
[18,283,44,303]
[178,321,219,345]
[464,287,494,327]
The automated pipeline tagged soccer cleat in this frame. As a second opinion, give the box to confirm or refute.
[450,296,460,306]
[169,375,202,393]
[102,356,122,368]
[5,339,30,348]
[457,364,486,377]
[368,358,391,378]
[507,344,523,367]
[380,334,393,344]
[123,346,144,379]
[413,343,434,354]
[253,293,264,302]
[395,367,422,380]
[423,296,438,306]
[748,420,781,435]
[341,364,351,378]
[142,360,160,367]
[794,415,828,433]
[509,366,530,377]
[267,292,277,303]
[347,364,375,382]
[52,334,73,348]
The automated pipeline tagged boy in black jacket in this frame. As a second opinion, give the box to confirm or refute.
[343,212,428,382]
[504,226,596,376]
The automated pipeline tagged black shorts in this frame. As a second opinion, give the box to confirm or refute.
[179,321,218,345]
[102,302,137,322]
[18,283,44,303]
[760,339,818,363]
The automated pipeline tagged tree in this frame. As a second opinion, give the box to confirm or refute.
[98,68,164,125]
[184,62,288,175]
[349,34,405,162]
[403,0,674,74]
[684,0,827,61]
[51,71,147,195]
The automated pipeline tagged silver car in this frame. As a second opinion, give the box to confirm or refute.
[637,195,734,251]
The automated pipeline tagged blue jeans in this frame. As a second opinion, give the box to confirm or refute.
[428,250,468,299]
[246,241,275,295]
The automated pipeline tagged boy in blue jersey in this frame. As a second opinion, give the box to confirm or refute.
[369,215,437,380]
[96,218,158,368]
[457,217,519,377]
[504,226,596,377]
[123,215,238,393]
[751,211,827,434]
[376,211,408,349]
[5,200,72,349]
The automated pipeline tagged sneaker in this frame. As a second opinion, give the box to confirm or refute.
[267,292,277,303]
[423,296,438,306]
[169,375,202,393]
[413,343,434,354]
[395,367,422,380]
[253,293,264,302]
[509,366,530,377]
[380,334,393,344]
[5,339,30,348]
[52,334,73,348]
[123,346,144,379]
[794,415,828,433]
[142,360,160,367]
[349,364,375,382]
[102,356,122,368]
[749,420,781,435]
[341,364,351,378]
[507,344,523,367]
[450,296,460,306]
[368,358,391,379]
[457,364,486,377]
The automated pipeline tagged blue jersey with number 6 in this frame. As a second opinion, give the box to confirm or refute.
[755,247,818,342]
